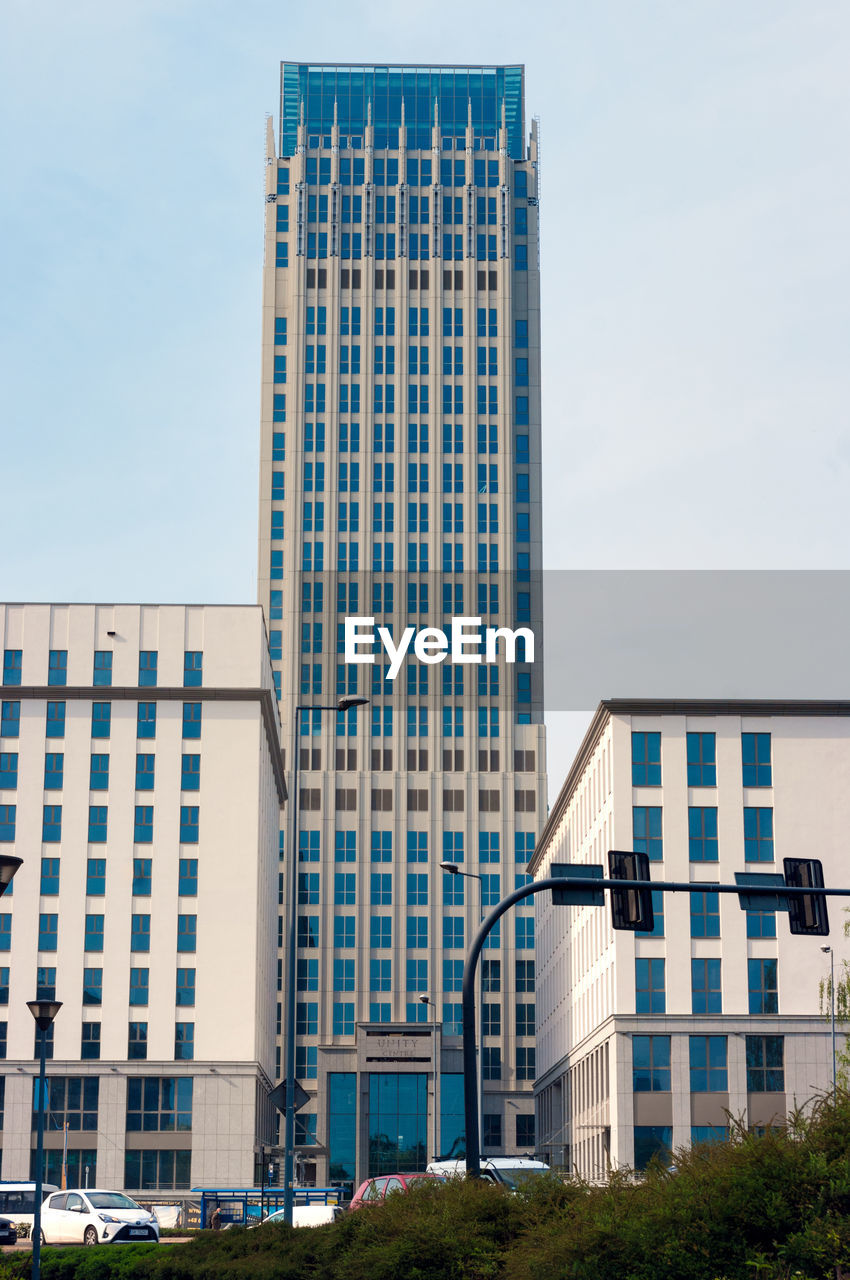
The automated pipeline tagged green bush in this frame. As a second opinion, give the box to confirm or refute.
[4,1099,850,1280]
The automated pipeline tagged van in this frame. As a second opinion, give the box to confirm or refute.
[0,1182,60,1227]
[426,1157,550,1189]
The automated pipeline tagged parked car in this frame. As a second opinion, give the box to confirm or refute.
[0,1217,18,1246]
[427,1157,550,1189]
[349,1172,446,1210]
[260,1205,343,1228]
[39,1190,160,1246]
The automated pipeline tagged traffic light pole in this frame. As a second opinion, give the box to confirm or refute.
[461,873,850,1179]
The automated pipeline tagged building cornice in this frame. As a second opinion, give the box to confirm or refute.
[529,698,850,874]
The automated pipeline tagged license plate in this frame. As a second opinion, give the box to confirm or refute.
[129,1229,148,1237]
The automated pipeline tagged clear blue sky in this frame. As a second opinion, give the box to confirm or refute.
[2,1,848,777]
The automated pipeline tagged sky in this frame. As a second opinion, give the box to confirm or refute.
[2,0,848,789]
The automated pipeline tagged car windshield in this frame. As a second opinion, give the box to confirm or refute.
[264,1210,287,1223]
[410,1175,447,1187]
[495,1168,547,1190]
[87,1193,143,1211]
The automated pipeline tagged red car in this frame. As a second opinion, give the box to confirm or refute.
[349,1172,446,1210]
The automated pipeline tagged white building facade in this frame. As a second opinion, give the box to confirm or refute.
[0,603,283,1192]
[531,700,848,1179]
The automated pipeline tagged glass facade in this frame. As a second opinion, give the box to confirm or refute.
[281,64,525,159]
[368,1073,427,1176]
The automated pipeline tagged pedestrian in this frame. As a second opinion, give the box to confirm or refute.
[211,1205,222,1231]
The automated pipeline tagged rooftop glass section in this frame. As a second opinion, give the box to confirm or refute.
[280,63,524,159]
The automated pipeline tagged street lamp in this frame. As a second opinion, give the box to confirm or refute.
[28,999,62,1280]
[282,696,368,1226]
[418,996,439,1162]
[440,863,485,1146]
[821,945,837,1099]
[0,855,22,895]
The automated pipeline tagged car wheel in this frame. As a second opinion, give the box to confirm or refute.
[83,1226,99,1246]
[40,1231,48,1247]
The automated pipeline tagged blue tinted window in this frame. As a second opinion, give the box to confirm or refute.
[632,806,662,860]
[40,857,60,895]
[93,652,113,687]
[86,859,106,896]
[181,755,200,791]
[84,915,103,952]
[83,968,102,1005]
[38,913,58,952]
[91,703,111,740]
[688,807,718,861]
[182,704,201,739]
[42,805,62,842]
[135,754,154,791]
[689,1035,727,1092]
[690,891,720,938]
[177,915,197,952]
[90,754,109,790]
[742,733,772,786]
[131,914,150,952]
[744,808,774,862]
[87,806,108,843]
[632,1035,670,1091]
[687,732,716,786]
[46,702,65,739]
[129,968,149,1006]
[179,806,199,843]
[748,958,778,1014]
[132,858,152,896]
[176,969,196,1006]
[635,957,665,1014]
[48,651,67,686]
[183,652,203,688]
[137,703,156,739]
[1,702,20,738]
[44,753,63,790]
[134,806,153,843]
[2,651,22,687]
[631,732,661,785]
[179,859,198,896]
[691,958,722,1014]
[138,651,158,687]
[0,753,17,789]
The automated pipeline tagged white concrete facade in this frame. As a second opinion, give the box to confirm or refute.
[0,603,283,1192]
[531,701,849,1179]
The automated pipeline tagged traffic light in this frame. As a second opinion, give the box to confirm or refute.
[608,850,654,932]
[783,858,829,935]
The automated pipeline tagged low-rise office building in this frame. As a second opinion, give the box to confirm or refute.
[0,603,283,1191]
[531,701,848,1179]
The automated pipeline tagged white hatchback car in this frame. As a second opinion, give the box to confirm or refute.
[40,1189,160,1246]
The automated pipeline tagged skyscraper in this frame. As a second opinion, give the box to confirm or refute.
[258,63,546,1190]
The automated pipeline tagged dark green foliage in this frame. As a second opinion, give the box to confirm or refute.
[4,1098,850,1280]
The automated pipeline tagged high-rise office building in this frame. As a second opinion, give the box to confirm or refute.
[257,63,546,1189]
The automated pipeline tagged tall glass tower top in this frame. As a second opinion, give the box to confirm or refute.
[280,63,525,158]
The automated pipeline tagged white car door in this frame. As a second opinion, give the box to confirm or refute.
[64,1193,87,1244]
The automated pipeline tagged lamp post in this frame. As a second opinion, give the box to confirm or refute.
[418,996,439,1162]
[821,945,837,1099]
[282,696,368,1226]
[28,999,62,1280]
[440,862,484,1146]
